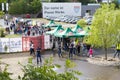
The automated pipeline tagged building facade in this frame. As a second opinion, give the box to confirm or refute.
[81,4,100,17]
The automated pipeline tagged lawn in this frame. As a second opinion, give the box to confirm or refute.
[5,34,22,38]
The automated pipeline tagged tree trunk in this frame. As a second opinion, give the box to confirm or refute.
[104,47,107,60]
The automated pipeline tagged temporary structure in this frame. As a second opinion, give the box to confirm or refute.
[43,20,61,28]
[72,25,83,33]
[54,27,75,38]
[45,25,64,35]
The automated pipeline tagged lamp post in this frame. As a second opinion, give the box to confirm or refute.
[107,0,109,4]
[5,0,9,21]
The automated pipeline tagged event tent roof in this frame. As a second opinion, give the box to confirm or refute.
[72,25,83,33]
[43,20,61,28]
[54,27,75,38]
[45,25,64,35]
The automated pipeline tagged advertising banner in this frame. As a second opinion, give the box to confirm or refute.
[22,37,30,51]
[9,38,22,52]
[0,38,10,53]
[22,36,44,52]
[42,3,81,18]
[44,35,51,49]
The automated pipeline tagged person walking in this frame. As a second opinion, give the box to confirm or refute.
[58,42,63,58]
[77,42,81,56]
[29,41,35,56]
[113,42,120,59]
[69,41,74,59]
[72,40,76,55]
[36,46,42,65]
[88,47,93,58]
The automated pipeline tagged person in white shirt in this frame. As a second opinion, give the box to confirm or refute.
[30,41,35,56]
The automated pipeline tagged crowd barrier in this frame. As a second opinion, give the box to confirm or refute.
[0,35,51,53]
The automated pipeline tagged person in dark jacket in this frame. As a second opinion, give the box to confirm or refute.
[58,42,63,58]
[36,46,42,64]
[69,42,74,59]
[77,42,81,56]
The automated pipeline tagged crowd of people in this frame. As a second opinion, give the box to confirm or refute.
[4,18,46,36]
[30,38,120,66]
[29,37,94,65]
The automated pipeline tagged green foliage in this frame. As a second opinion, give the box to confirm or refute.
[8,0,42,14]
[0,0,6,3]
[8,0,26,14]
[112,0,120,8]
[51,0,70,2]
[0,11,4,18]
[77,19,87,28]
[65,59,76,71]
[19,57,81,80]
[5,34,21,38]
[77,0,96,5]
[0,28,5,37]
[0,61,12,80]
[30,0,42,14]
[85,3,120,59]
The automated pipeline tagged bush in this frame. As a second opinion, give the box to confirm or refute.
[0,61,12,80]
[77,19,87,28]
[0,28,5,37]
[0,11,4,18]
[18,57,81,80]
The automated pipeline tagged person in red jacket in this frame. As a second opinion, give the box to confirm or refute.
[88,47,93,58]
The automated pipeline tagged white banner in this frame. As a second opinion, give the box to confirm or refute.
[6,3,8,11]
[2,3,4,11]
[44,35,51,49]
[42,3,81,18]
[0,38,10,53]
[9,38,22,52]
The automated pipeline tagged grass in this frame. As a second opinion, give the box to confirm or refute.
[5,34,22,38]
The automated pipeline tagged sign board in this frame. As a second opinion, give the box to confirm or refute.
[0,38,22,53]
[22,37,30,51]
[42,3,81,18]
[0,38,10,53]
[44,35,51,49]
[9,38,22,52]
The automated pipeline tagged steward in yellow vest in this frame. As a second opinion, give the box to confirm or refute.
[116,44,120,50]
[113,43,120,58]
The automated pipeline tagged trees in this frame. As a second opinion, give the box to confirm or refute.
[8,0,42,14]
[0,11,4,18]
[85,3,120,60]
[77,19,87,28]
[30,0,42,14]
[51,0,70,2]
[77,0,96,5]
[8,0,28,14]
